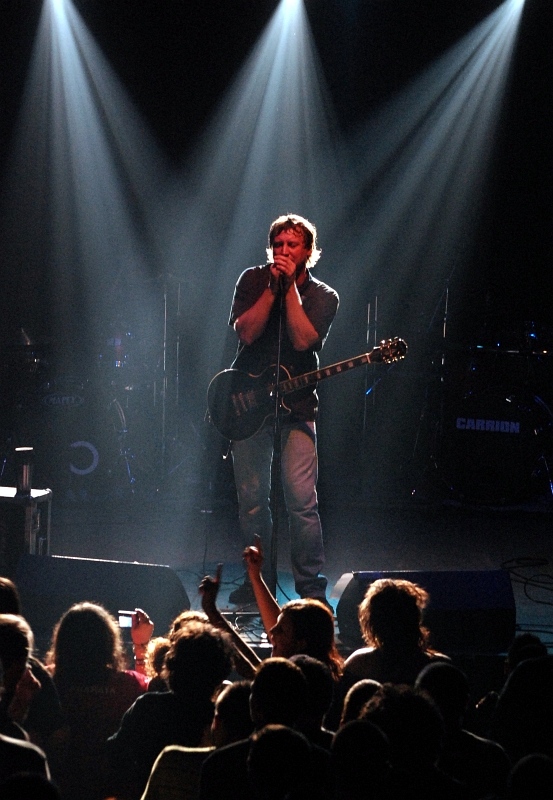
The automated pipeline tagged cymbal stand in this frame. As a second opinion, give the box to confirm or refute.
[157,277,193,493]
[110,397,138,494]
[175,281,181,431]
[410,281,454,499]
[159,281,169,479]
[362,294,379,441]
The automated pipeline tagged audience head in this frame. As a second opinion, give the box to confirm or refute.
[247,724,312,800]
[415,661,469,730]
[270,599,343,679]
[0,577,21,615]
[169,609,208,638]
[492,653,553,761]
[331,719,391,799]
[162,620,233,700]
[358,578,430,652]
[145,636,170,683]
[289,654,334,724]
[360,683,444,770]
[0,613,33,694]
[249,657,307,729]
[507,754,553,800]
[340,679,382,727]
[212,679,254,747]
[505,632,547,673]
[46,601,126,687]
[0,773,61,800]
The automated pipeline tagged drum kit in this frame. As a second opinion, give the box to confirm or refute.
[0,322,169,501]
[437,320,553,505]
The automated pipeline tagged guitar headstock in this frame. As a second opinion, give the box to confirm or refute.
[373,337,408,363]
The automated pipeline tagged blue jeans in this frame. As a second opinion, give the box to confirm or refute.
[232,420,327,599]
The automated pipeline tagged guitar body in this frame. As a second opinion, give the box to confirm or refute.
[207,365,292,441]
[207,337,408,441]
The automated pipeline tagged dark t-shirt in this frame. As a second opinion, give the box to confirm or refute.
[229,265,338,421]
[26,656,64,739]
[53,669,146,800]
[107,691,215,795]
[0,733,49,784]
[200,734,333,800]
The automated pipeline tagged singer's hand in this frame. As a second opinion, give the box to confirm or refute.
[269,269,281,296]
[269,257,295,294]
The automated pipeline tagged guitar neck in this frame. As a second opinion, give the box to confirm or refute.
[278,352,376,395]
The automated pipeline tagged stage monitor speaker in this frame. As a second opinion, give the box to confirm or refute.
[14,554,190,650]
[336,569,515,655]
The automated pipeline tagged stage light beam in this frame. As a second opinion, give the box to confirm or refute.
[158,0,344,416]
[0,0,168,499]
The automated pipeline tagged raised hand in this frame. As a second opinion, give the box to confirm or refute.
[243,534,264,580]
[199,563,223,616]
[131,608,154,646]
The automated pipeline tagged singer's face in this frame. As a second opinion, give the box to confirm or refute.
[272,229,311,271]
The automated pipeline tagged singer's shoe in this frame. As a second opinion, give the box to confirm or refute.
[228,581,256,607]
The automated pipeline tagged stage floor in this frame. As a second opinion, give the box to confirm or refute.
[48,494,553,654]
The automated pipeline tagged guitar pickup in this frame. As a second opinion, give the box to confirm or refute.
[232,391,258,416]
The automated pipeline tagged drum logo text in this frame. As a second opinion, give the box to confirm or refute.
[456,418,520,433]
[42,393,85,408]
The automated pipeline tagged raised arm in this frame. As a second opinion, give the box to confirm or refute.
[244,535,281,634]
[199,564,260,680]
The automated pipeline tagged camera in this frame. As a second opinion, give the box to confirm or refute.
[118,610,135,628]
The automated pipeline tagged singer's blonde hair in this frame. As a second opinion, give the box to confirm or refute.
[266,214,321,268]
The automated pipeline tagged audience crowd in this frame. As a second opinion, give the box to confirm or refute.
[0,565,551,800]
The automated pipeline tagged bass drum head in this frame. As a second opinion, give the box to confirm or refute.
[29,378,123,501]
[442,388,553,505]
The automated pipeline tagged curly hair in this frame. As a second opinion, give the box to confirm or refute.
[358,579,430,652]
[280,599,343,680]
[145,636,171,680]
[162,620,233,698]
[46,602,127,688]
[169,609,208,638]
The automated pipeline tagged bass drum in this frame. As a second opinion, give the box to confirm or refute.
[32,377,125,500]
[441,387,553,505]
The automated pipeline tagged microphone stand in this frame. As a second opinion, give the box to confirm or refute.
[268,277,286,597]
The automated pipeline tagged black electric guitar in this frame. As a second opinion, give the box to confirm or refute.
[207,337,408,441]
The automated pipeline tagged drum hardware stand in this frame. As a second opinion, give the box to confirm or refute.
[155,276,191,495]
[158,279,170,481]
[410,281,455,501]
[0,440,11,482]
[536,454,553,499]
[360,294,384,499]
[362,295,379,439]
[109,398,140,495]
